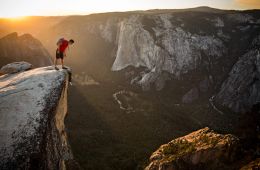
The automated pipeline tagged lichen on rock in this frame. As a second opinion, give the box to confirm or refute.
[146,127,241,170]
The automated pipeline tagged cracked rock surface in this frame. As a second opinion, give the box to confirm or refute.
[0,65,72,170]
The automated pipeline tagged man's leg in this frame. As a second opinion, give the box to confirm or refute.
[61,59,64,68]
[54,58,57,67]
[55,49,59,70]
[54,58,59,70]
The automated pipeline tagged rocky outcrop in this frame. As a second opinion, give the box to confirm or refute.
[0,32,52,68]
[215,49,260,113]
[240,158,260,170]
[0,61,32,74]
[0,64,73,169]
[145,127,241,170]
[72,72,100,86]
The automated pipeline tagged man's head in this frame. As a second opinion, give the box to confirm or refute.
[69,39,74,45]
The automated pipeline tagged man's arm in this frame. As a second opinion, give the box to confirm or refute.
[64,46,70,57]
[57,43,62,50]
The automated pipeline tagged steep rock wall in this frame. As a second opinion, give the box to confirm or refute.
[215,49,260,112]
[111,14,226,90]
[215,34,260,112]
[0,66,72,169]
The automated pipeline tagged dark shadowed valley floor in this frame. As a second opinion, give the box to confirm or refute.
[65,81,238,170]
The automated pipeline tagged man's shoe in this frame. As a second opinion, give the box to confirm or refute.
[54,66,59,70]
[62,67,67,69]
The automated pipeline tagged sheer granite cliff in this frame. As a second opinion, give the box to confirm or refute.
[0,63,73,170]
[215,48,260,113]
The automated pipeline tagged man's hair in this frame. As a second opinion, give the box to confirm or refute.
[69,39,75,44]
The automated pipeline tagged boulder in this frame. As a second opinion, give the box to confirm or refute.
[0,61,32,74]
[146,127,240,170]
[240,158,260,170]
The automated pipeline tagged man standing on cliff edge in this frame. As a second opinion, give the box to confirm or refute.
[54,38,74,70]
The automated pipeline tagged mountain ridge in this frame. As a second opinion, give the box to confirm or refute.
[0,32,52,68]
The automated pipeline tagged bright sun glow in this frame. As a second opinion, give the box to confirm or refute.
[0,14,28,22]
[1,15,27,20]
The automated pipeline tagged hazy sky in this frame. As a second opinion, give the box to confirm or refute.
[1,0,260,18]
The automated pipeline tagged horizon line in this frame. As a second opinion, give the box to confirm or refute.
[0,6,259,19]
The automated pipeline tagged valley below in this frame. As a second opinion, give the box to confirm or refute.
[65,77,239,169]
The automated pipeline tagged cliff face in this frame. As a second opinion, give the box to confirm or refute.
[110,12,260,110]
[0,32,52,68]
[216,48,260,113]
[0,63,72,169]
[112,14,225,90]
